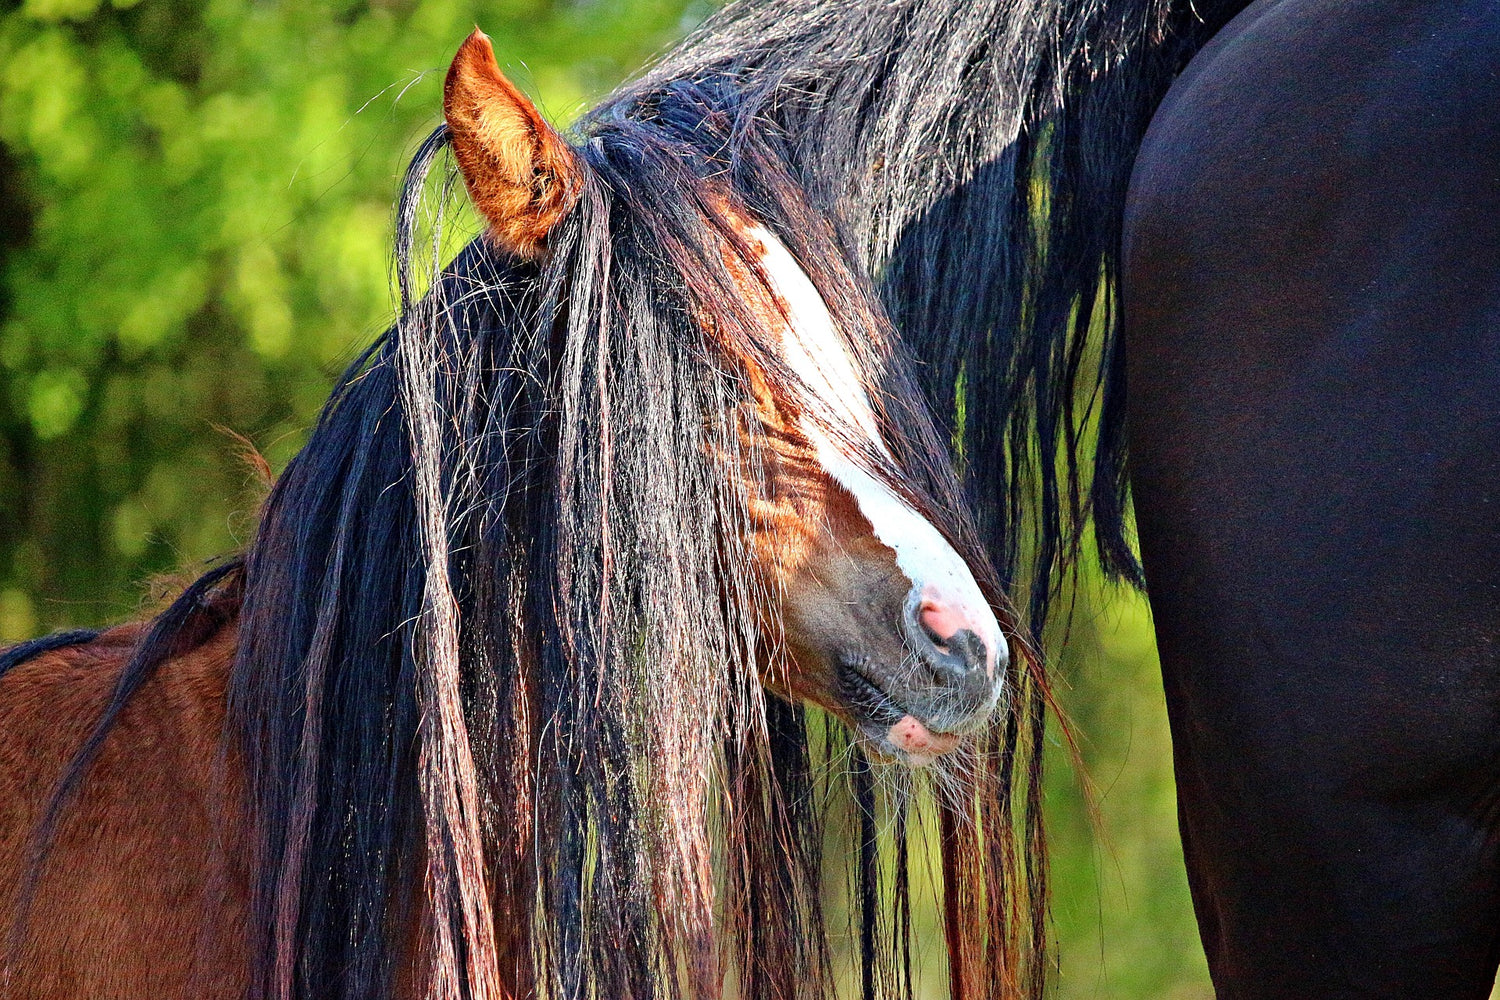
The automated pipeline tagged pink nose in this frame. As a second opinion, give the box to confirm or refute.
[916,597,995,676]
[918,600,969,646]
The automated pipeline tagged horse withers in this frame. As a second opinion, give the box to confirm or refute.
[0,29,1037,1000]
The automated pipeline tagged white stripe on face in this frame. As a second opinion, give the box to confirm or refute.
[742,225,1005,677]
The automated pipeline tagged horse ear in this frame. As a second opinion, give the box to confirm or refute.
[443,29,582,258]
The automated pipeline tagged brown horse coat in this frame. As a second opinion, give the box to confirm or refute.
[0,623,249,999]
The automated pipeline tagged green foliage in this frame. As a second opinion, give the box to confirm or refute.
[0,0,705,635]
[1044,573,1213,1000]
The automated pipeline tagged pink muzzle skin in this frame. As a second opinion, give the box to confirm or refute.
[887,713,961,767]
[917,599,968,648]
[918,595,998,678]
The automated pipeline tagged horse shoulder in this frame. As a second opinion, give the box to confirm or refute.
[0,619,250,999]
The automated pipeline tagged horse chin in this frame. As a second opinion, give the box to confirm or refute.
[834,653,997,769]
[768,621,1005,769]
[858,714,963,769]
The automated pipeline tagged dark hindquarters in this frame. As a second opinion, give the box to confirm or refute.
[1123,2,1500,995]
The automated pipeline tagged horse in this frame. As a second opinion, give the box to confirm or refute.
[634,0,1500,996]
[0,27,1051,1000]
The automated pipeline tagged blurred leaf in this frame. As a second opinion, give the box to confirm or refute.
[0,0,697,624]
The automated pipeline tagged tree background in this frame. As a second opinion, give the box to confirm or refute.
[0,1,1210,996]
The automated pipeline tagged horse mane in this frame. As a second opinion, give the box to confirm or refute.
[0,630,101,679]
[218,71,1054,998]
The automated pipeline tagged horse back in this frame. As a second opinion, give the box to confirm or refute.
[0,619,249,999]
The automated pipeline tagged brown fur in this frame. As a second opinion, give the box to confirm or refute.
[0,220,913,1000]
[443,30,582,258]
[0,622,249,1000]
[721,238,909,715]
[0,235,918,1000]
[0,417,900,1000]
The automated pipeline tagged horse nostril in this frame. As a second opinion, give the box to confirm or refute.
[947,630,989,676]
[900,593,1005,735]
[911,600,990,677]
[918,600,961,653]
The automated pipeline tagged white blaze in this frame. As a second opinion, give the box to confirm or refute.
[744,225,1005,672]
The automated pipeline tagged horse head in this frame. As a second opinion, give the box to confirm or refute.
[443,29,1011,767]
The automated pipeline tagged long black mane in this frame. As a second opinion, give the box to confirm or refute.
[225,60,1047,1000]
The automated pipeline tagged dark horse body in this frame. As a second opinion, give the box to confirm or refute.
[1127,1,1500,994]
